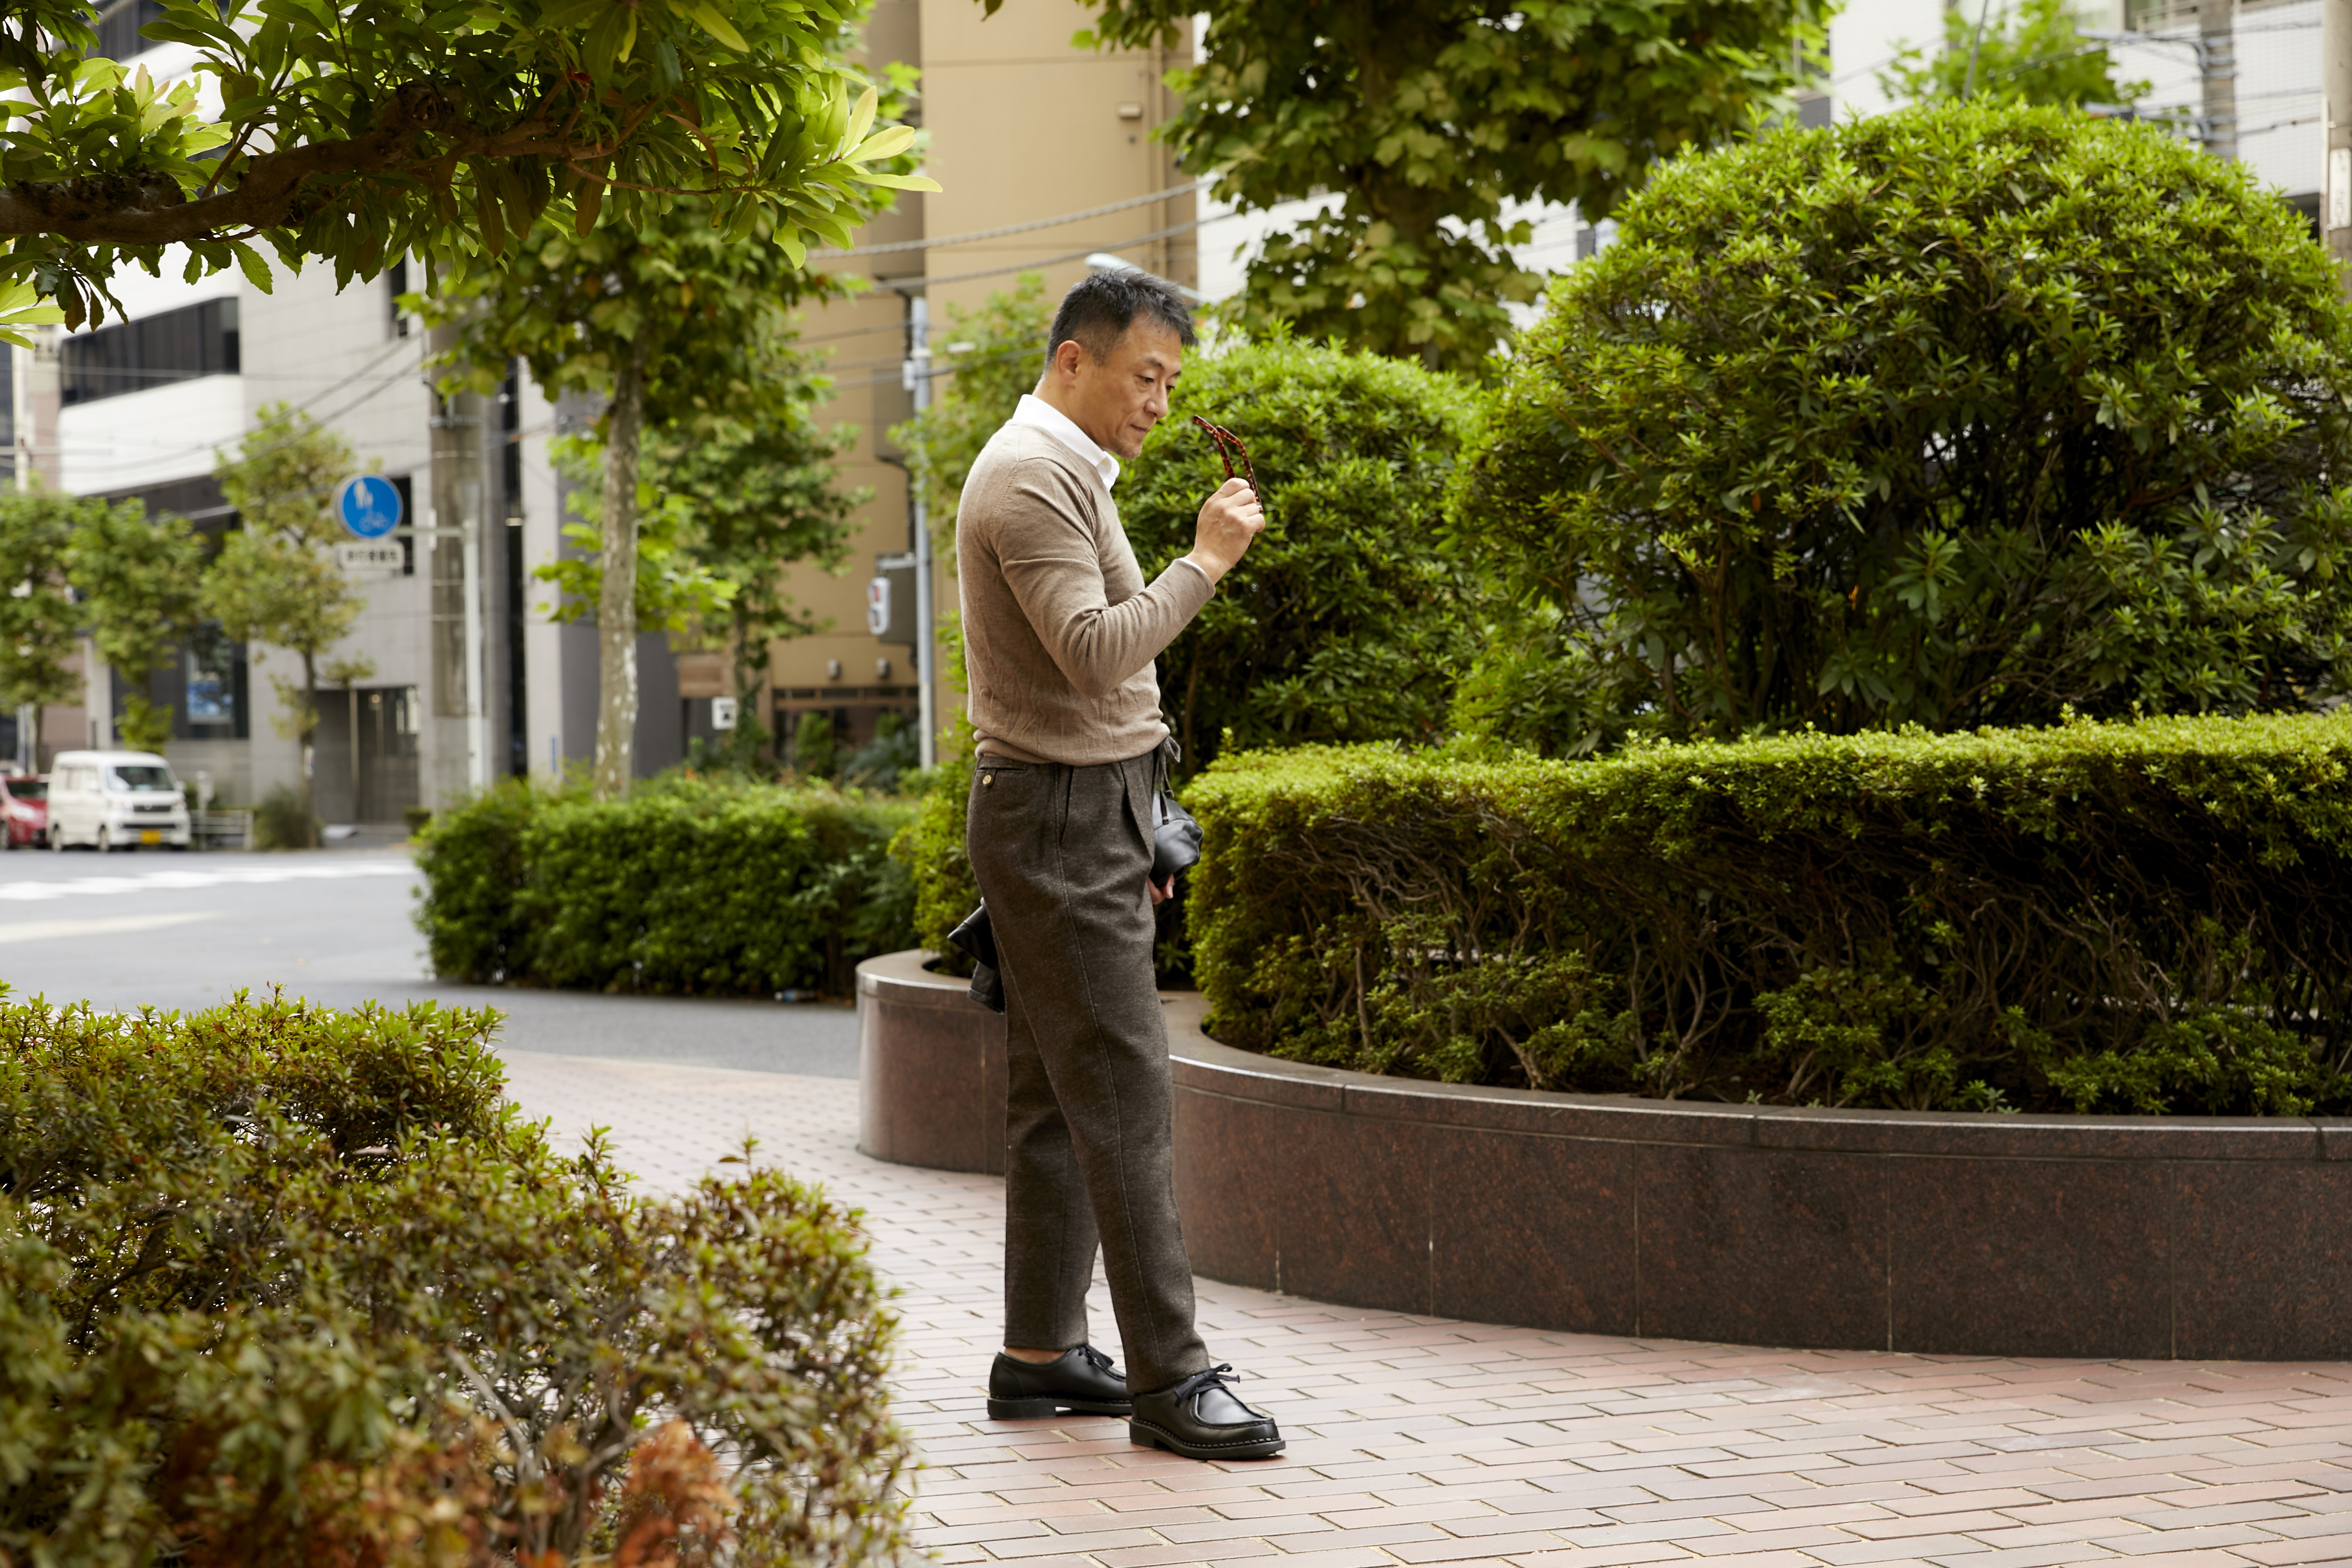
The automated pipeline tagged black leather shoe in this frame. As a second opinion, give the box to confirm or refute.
[1129,1364,1283,1459]
[987,1344,1133,1419]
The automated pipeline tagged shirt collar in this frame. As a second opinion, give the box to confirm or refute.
[1009,393,1120,491]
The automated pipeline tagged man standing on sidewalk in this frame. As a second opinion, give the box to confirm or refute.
[956,269,1279,1461]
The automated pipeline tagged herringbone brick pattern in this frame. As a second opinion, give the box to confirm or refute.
[498,1052,2352,1568]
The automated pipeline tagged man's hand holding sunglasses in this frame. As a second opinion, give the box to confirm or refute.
[1186,476,1264,584]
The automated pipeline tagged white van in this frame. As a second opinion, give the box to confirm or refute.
[47,750,193,852]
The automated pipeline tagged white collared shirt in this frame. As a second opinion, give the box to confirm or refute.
[1008,393,1120,492]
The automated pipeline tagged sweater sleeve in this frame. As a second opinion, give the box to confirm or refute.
[991,464,1214,700]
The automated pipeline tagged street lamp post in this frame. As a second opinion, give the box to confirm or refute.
[2328,0,2352,285]
[904,296,939,772]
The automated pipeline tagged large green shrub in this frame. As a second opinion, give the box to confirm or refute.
[895,743,976,962]
[0,991,909,1567]
[415,775,916,995]
[1121,338,1490,769]
[1185,713,2352,1115]
[891,339,1488,963]
[1458,102,2352,755]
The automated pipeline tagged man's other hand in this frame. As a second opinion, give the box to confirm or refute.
[1184,477,1264,585]
[1148,875,1174,907]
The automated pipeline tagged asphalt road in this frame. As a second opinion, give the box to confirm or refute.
[0,843,860,1077]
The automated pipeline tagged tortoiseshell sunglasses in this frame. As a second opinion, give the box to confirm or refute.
[1190,414,1263,519]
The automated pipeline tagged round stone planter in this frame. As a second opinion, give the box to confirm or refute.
[856,949,2352,1360]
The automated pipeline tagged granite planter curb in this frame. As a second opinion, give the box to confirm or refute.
[856,948,2352,1359]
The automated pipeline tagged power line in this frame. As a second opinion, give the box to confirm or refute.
[896,216,1212,291]
[817,179,1213,258]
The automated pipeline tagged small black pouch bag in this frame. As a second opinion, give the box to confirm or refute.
[1151,735,1201,885]
[1152,792,1201,884]
[947,901,1005,1014]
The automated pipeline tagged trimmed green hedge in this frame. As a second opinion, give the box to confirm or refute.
[1185,713,2352,1114]
[0,991,909,1564]
[416,776,917,995]
[895,746,976,965]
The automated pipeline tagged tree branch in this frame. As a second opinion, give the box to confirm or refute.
[0,83,614,247]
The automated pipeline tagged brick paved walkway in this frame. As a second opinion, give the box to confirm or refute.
[499,1052,2352,1568]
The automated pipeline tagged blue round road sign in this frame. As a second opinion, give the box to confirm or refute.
[335,475,403,539]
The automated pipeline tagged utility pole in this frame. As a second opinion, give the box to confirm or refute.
[2201,0,2238,162]
[904,295,939,771]
[426,319,490,794]
[2327,0,2352,286]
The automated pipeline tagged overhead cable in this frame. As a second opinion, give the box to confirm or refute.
[819,178,1214,257]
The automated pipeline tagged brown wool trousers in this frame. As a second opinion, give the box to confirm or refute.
[966,745,1211,1396]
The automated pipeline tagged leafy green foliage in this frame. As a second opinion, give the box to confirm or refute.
[539,432,740,634]
[1459,104,2352,755]
[67,493,207,751]
[842,711,920,790]
[251,783,317,852]
[891,271,1051,564]
[204,405,373,839]
[1186,712,2352,1114]
[0,990,910,1566]
[0,492,95,725]
[431,174,902,800]
[790,711,844,781]
[660,367,865,771]
[414,775,916,996]
[0,487,206,754]
[1882,0,2150,108]
[890,341,1487,971]
[1059,0,1827,370]
[891,745,976,961]
[1120,339,1492,768]
[0,0,933,329]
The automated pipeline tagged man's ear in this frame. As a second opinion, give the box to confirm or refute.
[1049,338,1090,383]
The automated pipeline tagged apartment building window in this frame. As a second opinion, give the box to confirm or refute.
[61,299,240,405]
[94,0,168,59]
[388,255,411,338]
[181,623,249,739]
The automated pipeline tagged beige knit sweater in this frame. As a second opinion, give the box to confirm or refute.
[957,421,1214,766]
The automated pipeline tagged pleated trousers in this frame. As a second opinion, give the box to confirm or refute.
[965,745,1211,1396]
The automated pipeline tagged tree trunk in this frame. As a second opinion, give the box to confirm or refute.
[299,648,319,849]
[593,343,648,801]
[730,603,750,769]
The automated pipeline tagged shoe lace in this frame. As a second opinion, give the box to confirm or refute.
[1163,1362,1237,1402]
[1077,1343,1117,1375]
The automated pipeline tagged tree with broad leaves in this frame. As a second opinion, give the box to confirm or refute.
[0,0,931,338]
[66,497,208,754]
[1456,104,2352,755]
[551,385,864,779]
[0,492,87,764]
[1037,0,1827,373]
[1880,0,2150,110]
[428,154,906,799]
[204,406,376,845]
[660,365,865,773]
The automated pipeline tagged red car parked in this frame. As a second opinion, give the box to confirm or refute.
[1,773,49,850]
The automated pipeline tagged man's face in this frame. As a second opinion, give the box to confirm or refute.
[1063,320,1184,459]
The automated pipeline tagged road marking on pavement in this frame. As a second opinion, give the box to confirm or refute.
[0,911,216,943]
[0,861,416,902]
